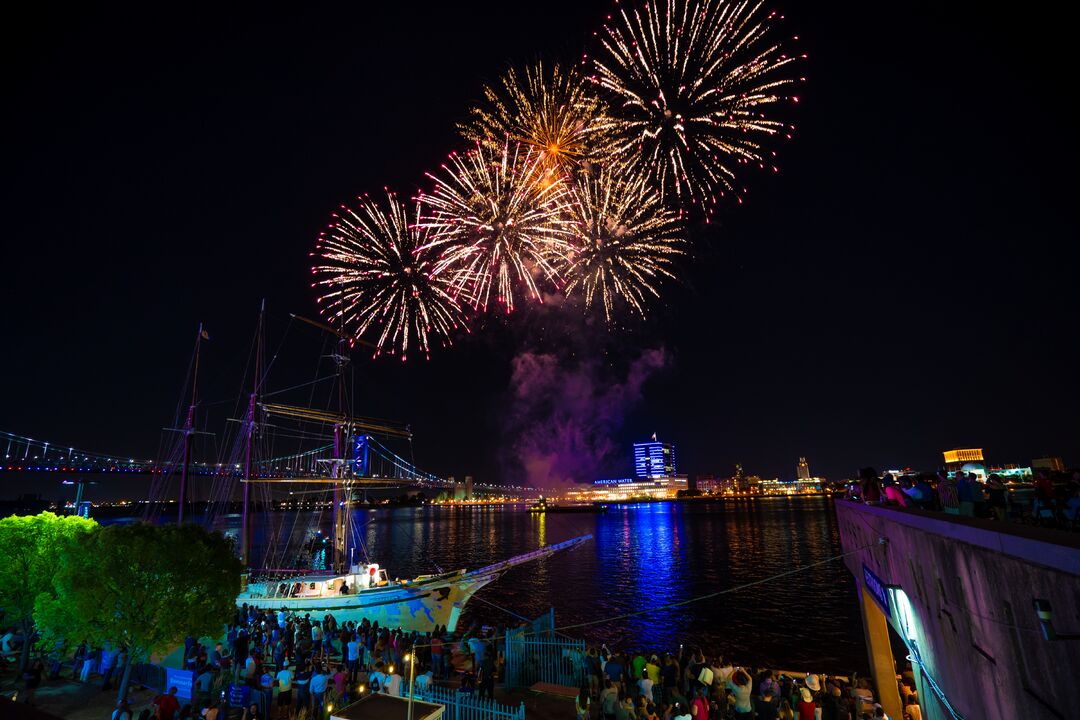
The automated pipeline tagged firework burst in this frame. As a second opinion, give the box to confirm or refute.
[561,167,685,322]
[459,61,610,178]
[419,140,577,313]
[593,0,801,210]
[311,190,465,360]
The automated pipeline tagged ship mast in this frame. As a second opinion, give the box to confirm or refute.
[178,323,205,525]
[331,311,351,573]
[240,300,265,567]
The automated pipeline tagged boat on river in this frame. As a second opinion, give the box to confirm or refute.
[157,305,591,632]
[237,535,590,631]
[528,496,608,514]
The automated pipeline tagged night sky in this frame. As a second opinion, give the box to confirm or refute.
[3,2,1077,495]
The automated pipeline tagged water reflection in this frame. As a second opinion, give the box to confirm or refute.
[200,497,862,671]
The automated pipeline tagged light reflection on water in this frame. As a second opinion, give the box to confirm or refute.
[188,496,864,672]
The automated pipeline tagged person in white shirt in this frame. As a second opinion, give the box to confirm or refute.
[275,663,293,718]
[385,670,403,696]
[415,671,433,693]
[637,668,654,703]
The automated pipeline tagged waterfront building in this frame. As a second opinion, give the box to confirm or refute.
[695,474,721,494]
[942,448,983,471]
[634,439,675,478]
[566,475,688,502]
[797,456,811,480]
[758,477,827,495]
[1032,456,1065,472]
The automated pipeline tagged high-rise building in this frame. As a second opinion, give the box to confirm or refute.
[634,439,675,478]
[797,457,810,480]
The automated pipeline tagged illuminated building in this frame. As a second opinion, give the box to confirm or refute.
[797,457,810,480]
[566,476,688,502]
[696,474,720,494]
[634,439,675,478]
[758,477,825,495]
[943,448,984,471]
[1032,456,1065,472]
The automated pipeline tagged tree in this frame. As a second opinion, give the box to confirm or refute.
[37,522,242,703]
[0,512,97,671]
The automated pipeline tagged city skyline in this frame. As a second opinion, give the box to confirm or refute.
[2,2,1077,487]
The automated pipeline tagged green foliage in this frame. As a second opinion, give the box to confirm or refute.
[37,522,242,664]
[0,512,97,630]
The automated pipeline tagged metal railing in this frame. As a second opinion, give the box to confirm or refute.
[503,632,587,690]
[414,684,525,720]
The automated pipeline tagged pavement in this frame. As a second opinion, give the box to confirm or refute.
[0,668,575,720]
[1,671,160,720]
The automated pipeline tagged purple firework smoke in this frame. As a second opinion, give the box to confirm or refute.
[505,347,669,490]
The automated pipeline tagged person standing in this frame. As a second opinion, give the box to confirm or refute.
[430,633,443,680]
[477,653,496,700]
[100,642,118,691]
[796,687,816,720]
[727,670,753,720]
[21,658,45,705]
[346,634,362,684]
[274,662,293,720]
[638,668,655,705]
[600,679,619,720]
[309,664,329,717]
[152,687,182,720]
[576,686,591,720]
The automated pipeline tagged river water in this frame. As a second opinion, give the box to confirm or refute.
[204,496,865,673]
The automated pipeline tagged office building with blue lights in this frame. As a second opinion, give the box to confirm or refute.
[634,439,675,478]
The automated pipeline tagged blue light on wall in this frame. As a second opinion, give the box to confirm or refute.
[633,441,675,478]
[352,434,370,476]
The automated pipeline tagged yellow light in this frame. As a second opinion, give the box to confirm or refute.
[358,685,365,693]
[403,653,411,662]
[389,665,395,674]
[327,705,333,713]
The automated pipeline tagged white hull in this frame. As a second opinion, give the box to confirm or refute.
[238,535,592,632]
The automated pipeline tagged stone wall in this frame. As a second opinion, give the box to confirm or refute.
[836,501,1080,720]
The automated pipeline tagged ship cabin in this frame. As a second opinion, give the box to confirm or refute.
[260,563,391,600]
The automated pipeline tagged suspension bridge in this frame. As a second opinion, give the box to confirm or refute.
[0,429,536,500]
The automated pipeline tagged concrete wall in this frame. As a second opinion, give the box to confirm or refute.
[836,501,1080,720]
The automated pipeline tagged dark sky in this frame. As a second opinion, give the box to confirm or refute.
[3,2,1077,495]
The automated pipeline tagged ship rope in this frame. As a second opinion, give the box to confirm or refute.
[408,539,883,652]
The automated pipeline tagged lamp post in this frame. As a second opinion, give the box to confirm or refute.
[405,650,417,720]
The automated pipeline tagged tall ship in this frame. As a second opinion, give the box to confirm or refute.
[150,304,588,632]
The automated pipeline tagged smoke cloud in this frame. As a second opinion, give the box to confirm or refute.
[504,347,669,490]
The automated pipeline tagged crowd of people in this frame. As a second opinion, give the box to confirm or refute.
[848,466,1080,528]
[2,601,503,720]
[4,602,936,720]
[571,645,922,720]
[7,597,943,720]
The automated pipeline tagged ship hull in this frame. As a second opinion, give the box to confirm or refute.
[237,534,592,632]
[238,571,495,632]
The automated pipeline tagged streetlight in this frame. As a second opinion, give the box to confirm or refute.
[404,651,417,720]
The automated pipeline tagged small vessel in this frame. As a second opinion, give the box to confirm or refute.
[528,496,608,514]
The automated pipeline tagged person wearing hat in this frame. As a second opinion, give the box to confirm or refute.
[796,686,816,720]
